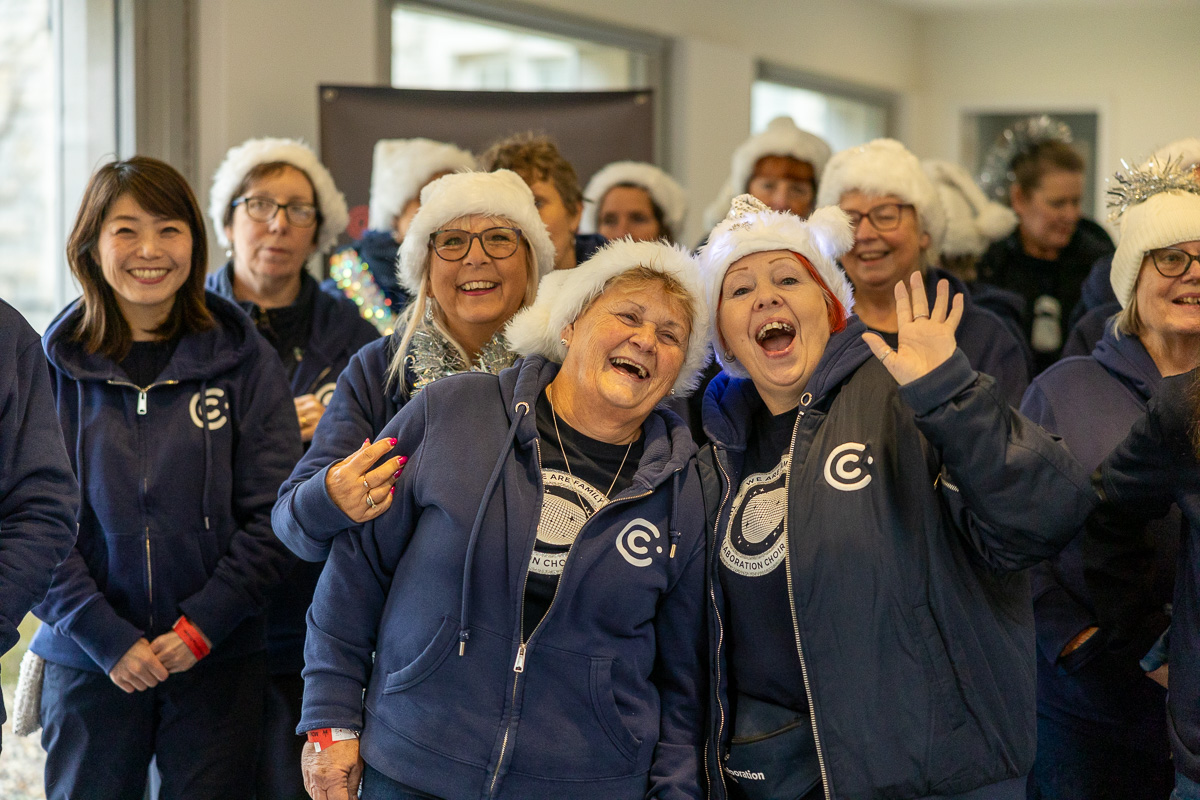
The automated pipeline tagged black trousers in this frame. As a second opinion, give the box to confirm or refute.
[40,654,267,800]
[255,671,308,800]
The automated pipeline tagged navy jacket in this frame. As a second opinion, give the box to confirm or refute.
[700,319,1096,799]
[0,299,77,719]
[1021,328,1174,751]
[32,293,302,674]
[1070,253,1118,330]
[207,263,378,673]
[346,229,406,310]
[274,336,405,562]
[1086,368,1200,781]
[301,356,708,800]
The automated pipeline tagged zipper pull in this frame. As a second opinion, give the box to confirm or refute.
[137,390,148,416]
[294,346,304,363]
[513,643,527,673]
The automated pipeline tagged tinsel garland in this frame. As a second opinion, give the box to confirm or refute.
[329,250,396,336]
[405,311,516,394]
[978,115,1074,204]
[1107,157,1200,223]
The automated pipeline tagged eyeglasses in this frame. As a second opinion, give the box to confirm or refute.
[845,203,914,233]
[430,227,523,261]
[1149,247,1200,278]
[233,196,319,227]
[747,176,814,202]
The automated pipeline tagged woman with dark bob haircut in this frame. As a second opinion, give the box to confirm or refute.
[31,155,302,799]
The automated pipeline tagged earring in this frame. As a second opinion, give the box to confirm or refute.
[723,350,736,362]
[560,338,569,347]
[224,248,233,259]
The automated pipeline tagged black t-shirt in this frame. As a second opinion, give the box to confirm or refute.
[246,273,316,380]
[119,336,180,388]
[523,391,643,637]
[718,402,811,714]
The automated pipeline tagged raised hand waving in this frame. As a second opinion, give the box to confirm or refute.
[862,272,963,386]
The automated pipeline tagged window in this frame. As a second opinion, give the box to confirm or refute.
[752,64,895,154]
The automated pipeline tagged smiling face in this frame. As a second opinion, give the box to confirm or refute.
[718,250,833,414]
[225,165,319,284]
[1136,239,1200,348]
[96,194,193,335]
[428,214,530,344]
[597,185,663,242]
[530,178,582,269]
[559,276,690,426]
[1011,168,1083,257]
[839,190,930,295]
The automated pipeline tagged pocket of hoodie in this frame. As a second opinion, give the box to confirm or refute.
[382,615,458,694]
[506,646,644,780]
[98,531,148,622]
[913,603,967,732]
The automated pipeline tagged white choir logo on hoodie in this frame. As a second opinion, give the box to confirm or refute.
[189,388,228,430]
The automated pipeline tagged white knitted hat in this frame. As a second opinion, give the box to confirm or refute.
[1150,138,1200,172]
[368,138,477,231]
[505,238,710,395]
[1111,189,1200,309]
[816,138,946,269]
[580,161,688,237]
[702,117,833,229]
[209,137,348,259]
[923,159,1018,258]
[697,195,856,379]
[396,170,555,297]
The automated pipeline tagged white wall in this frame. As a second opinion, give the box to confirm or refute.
[912,6,1200,223]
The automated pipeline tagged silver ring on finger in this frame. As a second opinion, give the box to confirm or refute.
[880,349,894,362]
[912,313,930,321]
[366,491,376,509]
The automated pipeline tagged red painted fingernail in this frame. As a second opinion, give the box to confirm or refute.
[363,438,370,447]
[393,470,402,479]
[397,456,407,464]
[389,486,395,496]
[389,438,397,446]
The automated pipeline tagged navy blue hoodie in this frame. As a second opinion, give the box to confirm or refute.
[1086,368,1200,781]
[700,318,1096,799]
[301,356,708,800]
[1021,328,1175,753]
[31,293,302,674]
[341,229,406,310]
[0,299,78,720]
[207,262,378,673]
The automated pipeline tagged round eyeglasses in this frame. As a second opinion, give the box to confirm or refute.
[845,203,914,233]
[430,227,523,261]
[1149,247,1200,278]
[233,196,319,227]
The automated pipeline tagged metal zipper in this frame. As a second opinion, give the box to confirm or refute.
[307,365,333,395]
[105,379,179,416]
[488,434,657,797]
[707,452,733,798]
[780,409,832,800]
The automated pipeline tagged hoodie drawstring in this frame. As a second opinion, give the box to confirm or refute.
[200,380,212,530]
[74,382,87,529]
[667,468,683,558]
[459,401,530,657]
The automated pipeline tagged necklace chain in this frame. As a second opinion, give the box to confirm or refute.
[546,385,633,517]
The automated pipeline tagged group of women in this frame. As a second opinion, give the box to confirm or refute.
[6,114,1200,800]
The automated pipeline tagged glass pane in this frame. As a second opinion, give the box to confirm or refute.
[392,3,644,91]
[752,80,889,154]
[0,0,56,332]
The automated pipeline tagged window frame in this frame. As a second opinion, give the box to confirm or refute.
[754,60,899,142]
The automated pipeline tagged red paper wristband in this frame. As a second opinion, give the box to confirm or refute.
[306,727,359,752]
[173,616,211,660]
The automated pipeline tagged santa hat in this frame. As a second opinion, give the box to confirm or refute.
[368,138,477,231]
[209,137,348,262]
[1109,160,1200,308]
[580,161,688,236]
[923,159,1018,258]
[816,138,946,269]
[697,195,855,379]
[506,238,710,395]
[1149,138,1200,172]
[702,117,833,229]
[397,170,555,296]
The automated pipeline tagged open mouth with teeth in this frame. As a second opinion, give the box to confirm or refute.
[756,320,795,353]
[458,280,499,295]
[610,356,649,380]
[129,268,171,282]
[1174,296,1200,306]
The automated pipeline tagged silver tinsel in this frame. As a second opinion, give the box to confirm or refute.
[1107,157,1200,224]
[978,115,1074,204]
[404,310,516,394]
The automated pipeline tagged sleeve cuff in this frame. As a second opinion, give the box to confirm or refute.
[279,464,355,562]
[298,672,368,734]
[179,574,251,647]
[899,349,978,417]
[67,598,145,674]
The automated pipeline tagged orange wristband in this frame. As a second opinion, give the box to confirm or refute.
[173,616,210,660]
[307,727,359,752]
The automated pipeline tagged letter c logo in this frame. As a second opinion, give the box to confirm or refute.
[823,442,873,491]
[615,519,661,568]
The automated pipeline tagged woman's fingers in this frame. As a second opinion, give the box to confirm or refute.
[861,331,894,365]
[364,455,406,489]
[946,292,965,332]
[345,437,397,472]
[908,272,931,320]
[929,278,949,321]
[894,277,913,323]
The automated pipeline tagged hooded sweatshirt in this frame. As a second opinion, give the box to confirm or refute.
[31,293,302,674]
[1020,327,1175,754]
[344,229,406,310]
[700,318,1096,799]
[300,356,708,800]
[0,299,78,720]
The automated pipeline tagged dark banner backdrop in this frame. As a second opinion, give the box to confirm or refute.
[318,85,655,243]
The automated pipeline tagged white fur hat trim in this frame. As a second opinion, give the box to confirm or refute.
[580,161,688,236]
[368,138,476,231]
[1111,190,1200,308]
[505,238,710,395]
[816,138,947,269]
[702,117,833,230]
[396,170,555,296]
[1150,138,1200,172]
[209,137,348,258]
[697,195,856,380]
[923,159,1018,258]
